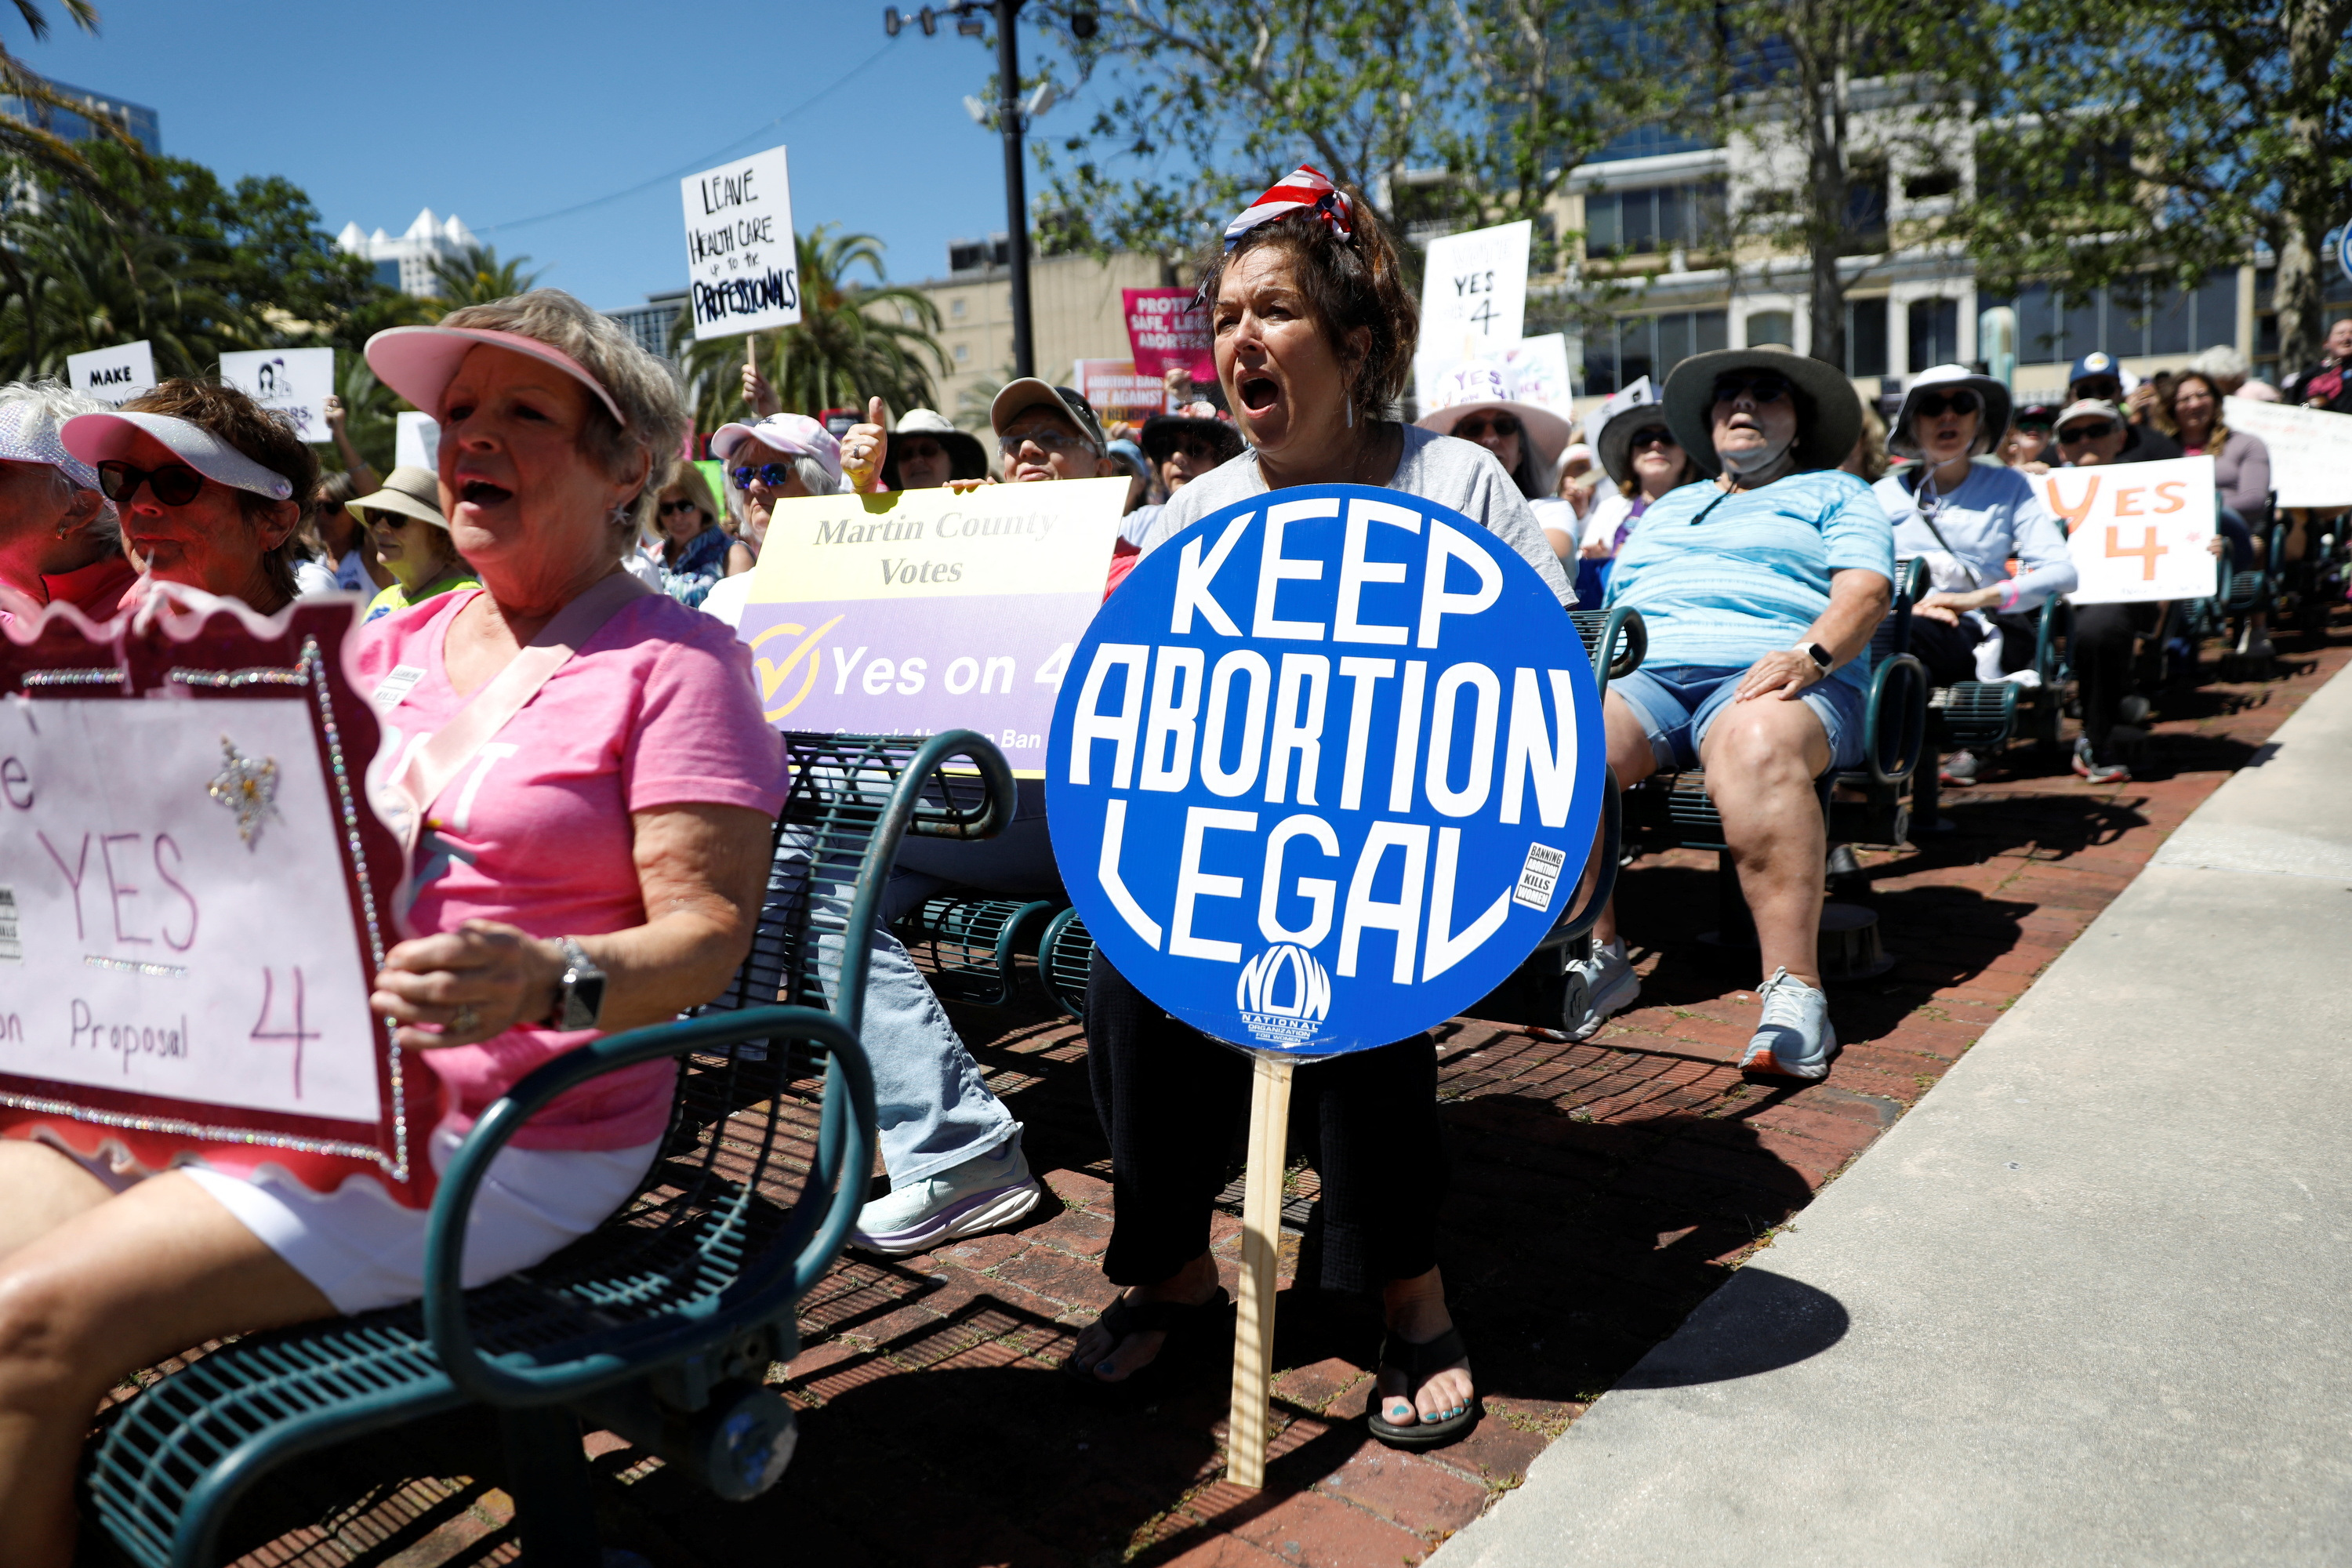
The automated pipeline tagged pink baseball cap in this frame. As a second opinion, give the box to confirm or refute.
[711,413,842,481]
[365,325,626,426]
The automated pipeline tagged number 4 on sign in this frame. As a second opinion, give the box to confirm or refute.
[2104,524,2169,581]
[251,967,321,1099]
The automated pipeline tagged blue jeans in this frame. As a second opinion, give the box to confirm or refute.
[746,826,1020,1187]
[1610,662,1868,773]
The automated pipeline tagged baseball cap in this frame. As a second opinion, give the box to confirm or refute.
[60,411,296,501]
[0,393,103,493]
[2067,351,2122,390]
[2054,397,2122,431]
[711,413,843,482]
[366,325,626,427]
[989,379,1108,453]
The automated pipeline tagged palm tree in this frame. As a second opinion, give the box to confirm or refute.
[428,244,544,313]
[0,184,249,378]
[677,225,946,430]
[0,2,136,185]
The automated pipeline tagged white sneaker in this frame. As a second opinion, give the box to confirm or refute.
[1562,938,1640,1041]
[1739,968,1838,1080]
[852,1140,1041,1256]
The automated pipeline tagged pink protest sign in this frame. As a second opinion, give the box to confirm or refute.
[1123,288,1215,383]
[0,597,430,1205]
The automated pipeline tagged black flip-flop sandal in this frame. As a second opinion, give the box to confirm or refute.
[1367,1326,1479,1450]
[1063,1287,1231,1396]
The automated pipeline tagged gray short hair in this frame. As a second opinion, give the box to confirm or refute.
[2190,344,2250,388]
[0,378,119,545]
[435,290,689,550]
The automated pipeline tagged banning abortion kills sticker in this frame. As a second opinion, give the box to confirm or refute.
[1047,485,1606,1056]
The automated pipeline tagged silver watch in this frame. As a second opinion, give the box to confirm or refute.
[550,937,607,1031]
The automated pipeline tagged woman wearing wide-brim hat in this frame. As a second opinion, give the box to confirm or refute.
[880,408,989,490]
[1576,374,1703,607]
[1564,345,1896,1085]
[350,463,478,622]
[1414,363,1577,554]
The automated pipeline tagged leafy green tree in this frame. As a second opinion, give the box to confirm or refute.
[1948,0,2352,374]
[678,226,946,430]
[428,244,546,313]
[1025,0,1705,270]
[0,192,248,377]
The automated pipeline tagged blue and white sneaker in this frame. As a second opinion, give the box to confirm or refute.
[1740,967,1838,1080]
[1562,938,1641,1041]
[852,1139,1042,1256]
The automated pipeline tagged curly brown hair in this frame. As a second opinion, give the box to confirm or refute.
[121,379,318,604]
[1192,183,1417,429]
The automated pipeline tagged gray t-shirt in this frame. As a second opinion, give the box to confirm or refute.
[1128,424,1577,605]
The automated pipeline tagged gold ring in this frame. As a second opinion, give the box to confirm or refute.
[449,1004,481,1036]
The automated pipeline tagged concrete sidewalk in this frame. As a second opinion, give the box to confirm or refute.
[1434,662,2352,1568]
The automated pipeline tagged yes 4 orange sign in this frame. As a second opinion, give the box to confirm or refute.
[2042,456,2220,606]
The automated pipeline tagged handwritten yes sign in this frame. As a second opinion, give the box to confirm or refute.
[2043,456,2219,605]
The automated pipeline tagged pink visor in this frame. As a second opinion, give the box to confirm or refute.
[364,325,626,427]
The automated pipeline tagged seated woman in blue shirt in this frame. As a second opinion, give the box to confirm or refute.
[1567,348,1895,1081]
[1875,367,2077,785]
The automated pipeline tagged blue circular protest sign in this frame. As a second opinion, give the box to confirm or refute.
[1047,483,1606,1057]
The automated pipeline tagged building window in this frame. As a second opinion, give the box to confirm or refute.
[951,297,967,318]
[1746,310,1794,347]
[373,260,401,290]
[954,343,970,364]
[1583,180,1725,260]
[1583,308,1729,394]
[1846,297,1888,377]
[1996,267,2245,366]
[1908,298,1959,370]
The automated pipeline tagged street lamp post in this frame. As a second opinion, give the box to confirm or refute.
[887,0,1088,380]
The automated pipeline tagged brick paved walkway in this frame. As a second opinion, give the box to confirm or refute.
[198,620,2349,1568]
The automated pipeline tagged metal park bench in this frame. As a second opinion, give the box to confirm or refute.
[82,730,1015,1567]
[1909,567,2066,827]
[1621,558,1931,979]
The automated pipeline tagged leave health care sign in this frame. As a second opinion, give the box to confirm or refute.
[1047,486,1604,1057]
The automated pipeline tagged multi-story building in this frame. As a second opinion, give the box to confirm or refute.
[1542,92,2352,416]
[882,237,1170,426]
[607,289,690,365]
[0,72,158,150]
[334,210,478,300]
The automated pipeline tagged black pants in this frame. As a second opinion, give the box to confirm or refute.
[1084,951,1445,1295]
[1909,608,2045,688]
[2070,601,2159,760]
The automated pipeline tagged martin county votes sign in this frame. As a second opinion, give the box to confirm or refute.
[734,478,1127,772]
[2041,456,2220,605]
[1047,485,1604,1057]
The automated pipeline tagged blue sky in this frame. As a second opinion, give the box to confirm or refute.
[17,0,1057,309]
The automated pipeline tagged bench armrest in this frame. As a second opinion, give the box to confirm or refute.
[1860,653,1929,786]
[422,1004,875,1408]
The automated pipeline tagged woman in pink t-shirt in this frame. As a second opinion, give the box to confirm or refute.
[0,291,786,1563]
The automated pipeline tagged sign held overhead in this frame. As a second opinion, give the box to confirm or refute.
[218,349,336,444]
[681,145,802,342]
[67,341,156,409]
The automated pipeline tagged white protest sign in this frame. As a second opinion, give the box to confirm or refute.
[1419,221,1532,365]
[1412,333,1573,424]
[394,411,441,472]
[2042,456,2220,604]
[681,144,801,343]
[218,348,336,445]
[2221,396,2352,509]
[67,341,155,409]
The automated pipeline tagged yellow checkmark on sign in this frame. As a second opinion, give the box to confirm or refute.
[748,614,844,722]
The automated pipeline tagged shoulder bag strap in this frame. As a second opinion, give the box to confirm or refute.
[391,571,652,844]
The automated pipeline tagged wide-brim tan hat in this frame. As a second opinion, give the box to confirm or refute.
[350,466,449,531]
[1415,398,1574,477]
[1662,347,1862,477]
[1891,365,2013,459]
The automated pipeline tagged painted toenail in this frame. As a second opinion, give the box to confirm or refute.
[1098,1361,1116,1374]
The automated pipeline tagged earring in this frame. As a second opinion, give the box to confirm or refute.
[1345,401,1355,430]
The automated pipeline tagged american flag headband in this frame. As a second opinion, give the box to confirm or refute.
[1196,165,1356,303]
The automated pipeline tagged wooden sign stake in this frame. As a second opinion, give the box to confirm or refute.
[1225,1051,1296,1492]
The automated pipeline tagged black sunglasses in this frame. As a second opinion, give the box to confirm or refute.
[2057,420,2118,443]
[1915,390,1980,419]
[658,497,702,516]
[96,459,206,506]
[1713,374,1792,405]
[731,463,797,491]
[1626,426,1676,451]
[1454,413,1523,440]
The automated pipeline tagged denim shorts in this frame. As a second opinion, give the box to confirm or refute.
[1610,662,1868,774]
